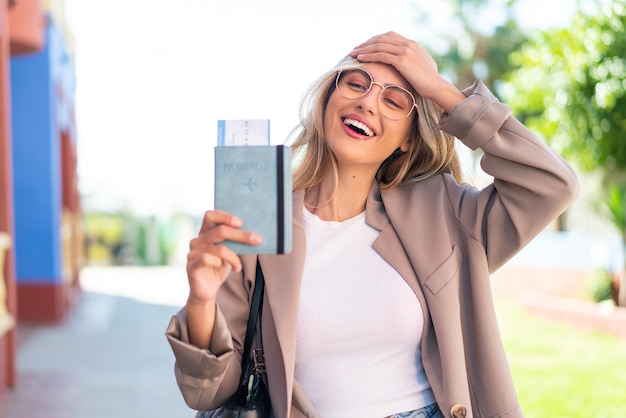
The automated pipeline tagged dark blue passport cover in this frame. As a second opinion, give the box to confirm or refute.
[214,145,292,254]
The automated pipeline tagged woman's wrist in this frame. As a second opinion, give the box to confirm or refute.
[186,297,217,349]
[186,295,217,309]
[423,79,466,113]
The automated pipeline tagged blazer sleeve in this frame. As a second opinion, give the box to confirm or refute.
[165,262,255,411]
[438,80,579,272]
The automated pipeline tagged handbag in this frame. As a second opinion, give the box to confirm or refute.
[196,261,271,418]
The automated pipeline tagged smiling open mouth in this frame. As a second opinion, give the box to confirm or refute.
[343,118,375,137]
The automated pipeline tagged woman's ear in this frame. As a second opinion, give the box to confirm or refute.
[400,138,410,153]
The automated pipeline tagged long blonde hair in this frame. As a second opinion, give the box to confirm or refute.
[288,56,462,192]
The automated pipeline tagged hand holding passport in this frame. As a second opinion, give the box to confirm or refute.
[214,119,292,254]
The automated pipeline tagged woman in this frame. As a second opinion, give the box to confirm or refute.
[166,32,578,418]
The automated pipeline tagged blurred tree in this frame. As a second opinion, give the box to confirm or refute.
[410,0,529,189]
[411,0,527,98]
[502,0,626,305]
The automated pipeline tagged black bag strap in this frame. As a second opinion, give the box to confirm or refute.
[239,260,265,383]
[482,187,498,252]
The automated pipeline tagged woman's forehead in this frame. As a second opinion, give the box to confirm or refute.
[360,63,411,89]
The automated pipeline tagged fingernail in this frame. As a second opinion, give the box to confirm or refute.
[231,216,243,227]
[250,233,263,244]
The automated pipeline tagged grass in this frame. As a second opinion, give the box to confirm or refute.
[496,301,626,417]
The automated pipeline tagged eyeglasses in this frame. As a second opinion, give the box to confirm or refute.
[335,67,418,121]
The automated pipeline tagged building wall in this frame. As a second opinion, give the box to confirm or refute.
[11,21,78,323]
[0,0,47,396]
[1,0,77,394]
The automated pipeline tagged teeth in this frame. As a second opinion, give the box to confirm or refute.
[344,118,374,137]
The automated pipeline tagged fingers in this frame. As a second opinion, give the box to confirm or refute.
[352,31,407,51]
[184,209,263,306]
[188,232,258,273]
[187,243,242,273]
[192,224,262,252]
[197,209,262,247]
[350,32,417,61]
[199,209,242,234]
[186,250,234,304]
[349,32,445,101]
[349,31,433,65]
[190,209,263,272]
[187,246,241,278]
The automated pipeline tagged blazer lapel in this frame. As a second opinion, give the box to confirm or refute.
[258,182,445,417]
[378,178,455,284]
[366,183,431,320]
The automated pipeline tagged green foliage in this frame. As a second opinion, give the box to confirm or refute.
[605,183,626,241]
[503,1,626,171]
[83,212,179,266]
[586,268,615,302]
[83,212,126,265]
[412,0,528,97]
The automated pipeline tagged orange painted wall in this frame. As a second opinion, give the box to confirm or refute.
[8,0,44,55]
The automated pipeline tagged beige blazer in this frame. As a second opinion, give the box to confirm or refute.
[166,80,579,418]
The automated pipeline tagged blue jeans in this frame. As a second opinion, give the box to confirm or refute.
[388,403,444,418]
[197,402,442,418]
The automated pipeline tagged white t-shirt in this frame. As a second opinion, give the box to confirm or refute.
[295,208,435,418]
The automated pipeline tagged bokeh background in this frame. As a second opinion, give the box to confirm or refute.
[1,0,625,417]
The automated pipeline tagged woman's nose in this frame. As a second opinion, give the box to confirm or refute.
[355,84,382,114]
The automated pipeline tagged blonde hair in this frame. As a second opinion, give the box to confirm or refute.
[288,56,462,192]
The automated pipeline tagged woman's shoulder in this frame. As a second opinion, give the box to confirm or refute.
[381,173,473,210]
[396,172,475,196]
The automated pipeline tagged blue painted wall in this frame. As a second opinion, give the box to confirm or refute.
[10,24,63,284]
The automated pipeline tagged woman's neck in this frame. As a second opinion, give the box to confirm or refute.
[305,169,375,222]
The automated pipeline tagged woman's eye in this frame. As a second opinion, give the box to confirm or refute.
[382,89,411,110]
[382,95,403,109]
[347,81,368,91]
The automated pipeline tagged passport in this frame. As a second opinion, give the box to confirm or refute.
[214,145,292,254]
